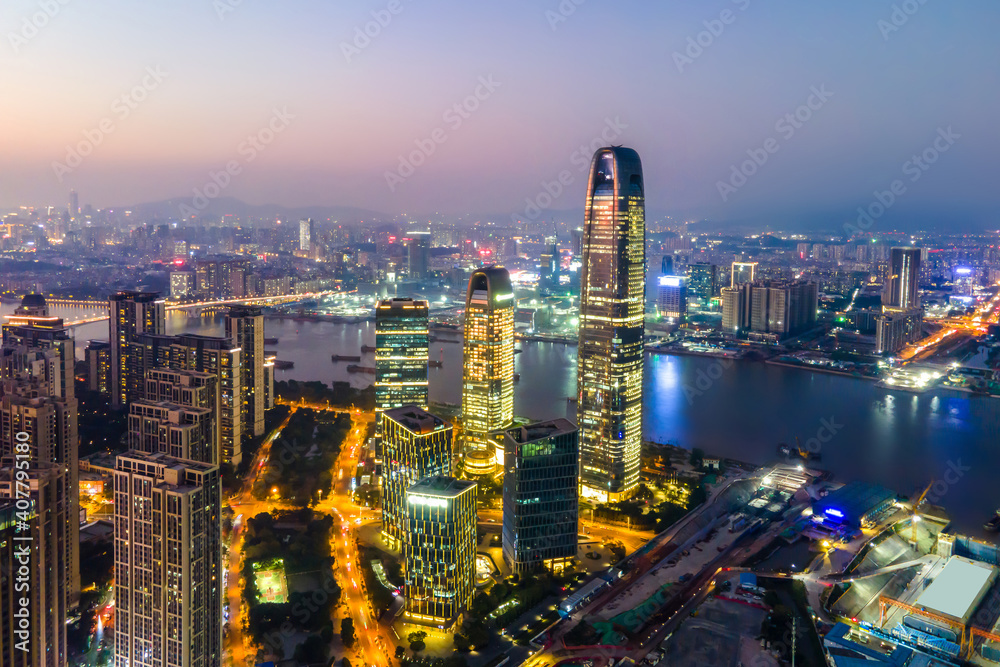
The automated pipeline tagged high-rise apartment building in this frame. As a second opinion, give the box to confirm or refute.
[577,147,646,502]
[407,231,431,279]
[374,298,429,443]
[747,281,818,341]
[170,271,195,298]
[226,306,266,437]
[501,420,578,575]
[0,462,67,667]
[404,476,477,626]
[687,263,718,306]
[721,283,753,333]
[114,451,223,667]
[461,267,515,454]
[110,291,166,407]
[381,406,452,548]
[128,401,215,463]
[85,340,111,394]
[731,261,757,287]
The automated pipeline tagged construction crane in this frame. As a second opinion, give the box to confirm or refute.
[910,480,934,545]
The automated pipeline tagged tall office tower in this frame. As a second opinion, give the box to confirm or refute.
[69,189,79,217]
[687,262,718,306]
[657,275,687,320]
[540,240,560,292]
[403,476,477,626]
[1,297,80,606]
[85,340,111,393]
[501,420,579,575]
[461,267,515,454]
[114,451,223,667]
[110,291,166,407]
[661,254,674,276]
[226,306,266,437]
[374,298,429,444]
[731,261,757,287]
[721,283,752,334]
[127,401,215,463]
[299,218,314,252]
[884,247,922,309]
[0,462,68,667]
[407,231,431,279]
[381,406,452,548]
[576,147,646,502]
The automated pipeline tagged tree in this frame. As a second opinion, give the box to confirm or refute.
[408,630,427,652]
[395,645,406,659]
[607,540,626,561]
[341,659,352,667]
[341,618,356,648]
[294,635,328,664]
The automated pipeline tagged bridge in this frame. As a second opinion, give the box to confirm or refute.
[57,292,338,328]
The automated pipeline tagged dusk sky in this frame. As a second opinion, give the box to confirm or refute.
[2,0,999,225]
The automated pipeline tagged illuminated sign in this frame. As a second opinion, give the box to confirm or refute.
[408,495,448,508]
[495,293,514,302]
[659,276,682,287]
[825,508,844,518]
[956,267,972,275]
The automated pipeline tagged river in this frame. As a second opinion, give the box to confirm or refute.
[12,303,997,537]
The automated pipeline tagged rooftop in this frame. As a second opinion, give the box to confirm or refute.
[504,418,577,443]
[384,405,449,434]
[407,475,476,498]
[915,555,997,624]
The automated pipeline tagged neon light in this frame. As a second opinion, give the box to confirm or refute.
[659,276,682,287]
[825,508,844,518]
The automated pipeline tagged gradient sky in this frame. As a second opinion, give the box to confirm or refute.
[2,0,999,225]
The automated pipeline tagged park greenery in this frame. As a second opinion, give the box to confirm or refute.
[275,379,375,410]
[240,509,339,649]
[252,408,351,505]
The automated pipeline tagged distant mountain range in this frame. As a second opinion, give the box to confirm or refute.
[120,196,387,224]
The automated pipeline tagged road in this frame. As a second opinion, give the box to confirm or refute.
[900,288,1000,363]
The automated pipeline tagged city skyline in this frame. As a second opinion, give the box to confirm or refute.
[2,1,999,230]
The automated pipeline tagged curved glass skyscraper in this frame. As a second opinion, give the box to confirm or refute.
[461,266,515,455]
[576,147,646,502]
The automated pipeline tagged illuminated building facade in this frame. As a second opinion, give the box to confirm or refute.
[110,291,166,407]
[113,451,222,667]
[461,267,515,454]
[877,247,923,354]
[577,147,646,502]
[375,298,429,448]
[687,263,718,306]
[731,261,757,287]
[657,275,687,319]
[501,420,578,575]
[381,406,452,548]
[85,340,111,394]
[299,218,313,252]
[0,462,68,667]
[226,306,266,437]
[404,476,477,626]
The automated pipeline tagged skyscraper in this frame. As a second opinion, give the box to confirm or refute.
[85,340,111,394]
[114,451,222,667]
[404,476,477,626]
[69,189,79,217]
[226,305,266,437]
[687,262,718,306]
[461,267,515,454]
[657,275,687,320]
[299,218,314,252]
[381,406,452,548]
[501,420,579,575]
[0,462,68,667]
[375,298,429,446]
[407,231,431,279]
[884,247,921,309]
[1,295,80,607]
[577,147,646,502]
[110,291,166,407]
